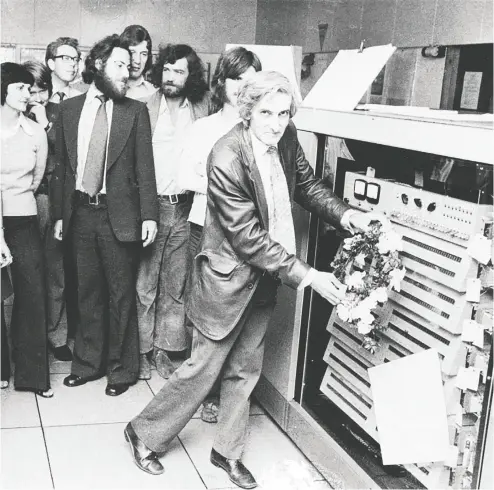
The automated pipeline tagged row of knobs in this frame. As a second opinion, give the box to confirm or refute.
[389,211,469,240]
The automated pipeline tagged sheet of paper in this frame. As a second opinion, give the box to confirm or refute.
[461,319,484,348]
[226,44,302,101]
[460,72,482,110]
[467,233,492,265]
[456,367,481,391]
[368,349,449,465]
[302,44,396,111]
[466,278,481,303]
[454,403,463,427]
[444,445,459,468]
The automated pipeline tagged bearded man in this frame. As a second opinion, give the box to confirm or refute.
[51,34,158,397]
[135,44,212,381]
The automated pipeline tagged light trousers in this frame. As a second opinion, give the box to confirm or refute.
[136,198,191,354]
[132,284,275,459]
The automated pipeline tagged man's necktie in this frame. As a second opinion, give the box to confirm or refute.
[267,146,296,255]
[82,95,108,197]
[56,91,66,103]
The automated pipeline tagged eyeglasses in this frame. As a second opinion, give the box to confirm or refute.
[53,55,81,64]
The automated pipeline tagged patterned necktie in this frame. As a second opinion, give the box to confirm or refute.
[267,146,296,255]
[82,95,108,197]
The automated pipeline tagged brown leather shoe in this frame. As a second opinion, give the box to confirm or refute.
[124,423,164,475]
[210,448,257,489]
[201,400,219,423]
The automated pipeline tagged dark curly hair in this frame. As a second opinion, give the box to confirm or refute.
[150,44,208,104]
[211,47,261,111]
[1,62,34,105]
[23,60,53,97]
[120,24,153,74]
[82,34,130,85]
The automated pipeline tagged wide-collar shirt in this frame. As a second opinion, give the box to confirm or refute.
[178,110,241,226]
[126,76,157,101]
[76,84,113,194]
[1,114,47,216]
[152,95,192,196]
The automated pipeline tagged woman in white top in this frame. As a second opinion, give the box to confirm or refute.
[178,47,261,423]
[0,63,52,397]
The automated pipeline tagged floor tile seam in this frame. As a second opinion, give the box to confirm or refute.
[176,434,208,489]
[35,395,56,489]
[0,424,42,430]
[35,420,134,429]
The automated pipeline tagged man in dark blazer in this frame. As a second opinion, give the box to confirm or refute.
[124,71,385,487]
[51,34,158,397]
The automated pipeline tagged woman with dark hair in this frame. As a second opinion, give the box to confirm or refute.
[177,47,261,423]
[0,62,52,397]
[23,60,74,362]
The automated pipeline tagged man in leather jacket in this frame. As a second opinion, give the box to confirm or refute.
[124,71,385,489]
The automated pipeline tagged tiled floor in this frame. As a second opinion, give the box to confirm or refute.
[1,353,332,489]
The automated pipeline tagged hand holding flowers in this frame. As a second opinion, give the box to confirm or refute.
[331,220,405,352]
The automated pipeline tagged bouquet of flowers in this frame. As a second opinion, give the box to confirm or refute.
[330,221,406,353]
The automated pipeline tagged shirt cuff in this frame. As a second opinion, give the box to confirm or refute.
[297,267,317,290]
[340,209,358,232]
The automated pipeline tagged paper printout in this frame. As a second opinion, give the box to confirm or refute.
[302,44,396,111]
[460,72,482,110]
[368,349,449,465]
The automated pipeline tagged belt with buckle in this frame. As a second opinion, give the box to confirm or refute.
[158,194,189,205]
[74,190,107,206]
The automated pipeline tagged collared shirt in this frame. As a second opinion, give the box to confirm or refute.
[250,130,276,228]
[1,114,47,216]
[152,95,192,196]
[49,84,82,103]
[126,77,157,101]
[178,111,241,226]
[76,84,113,194]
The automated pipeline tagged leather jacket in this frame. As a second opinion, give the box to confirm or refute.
[185,121,350,340]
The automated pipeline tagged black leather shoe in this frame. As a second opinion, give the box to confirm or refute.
[63,374,88,387]
[210,448,257,489]
[124,423,164,475]
[105,383,129,396]
[63,373,103,387]
[52,345,73,361]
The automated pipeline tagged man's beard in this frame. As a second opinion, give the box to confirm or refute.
[94,69,128,100]
[161,82,185,99]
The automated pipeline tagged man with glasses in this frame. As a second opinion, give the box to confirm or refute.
[43,37,83,358]
[45,37,82,103]
[120,25,157,101]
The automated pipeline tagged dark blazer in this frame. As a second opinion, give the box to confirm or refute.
[51,93,159,242]
[185,121,351,341]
